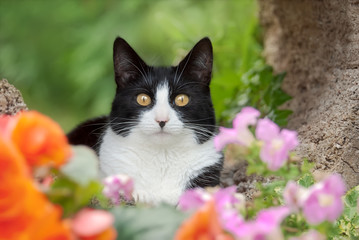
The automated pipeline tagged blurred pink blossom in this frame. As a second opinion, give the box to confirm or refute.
[0,114,17,138]
[103,174,134,204]
[283,181,309,212]
[178,186,245,237]
[233,206,290,240]
[302,174,346,225]
[214,107,260,151]
[214,186,242,210]
[71,208,115,237]
[289,230,326,240]
[255,118,298,170]
[177,188,211,211]
[213,186,244,236]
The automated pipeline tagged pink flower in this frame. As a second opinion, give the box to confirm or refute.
[213,186,244,235]
[103,174,134,204]
[214,107,260,151]
[302,174,346,225]
[178,186,245,237]
[178,188,212,211]
[255,118,298,170]
[289,230,326,240]
[283,181,309,212]
[233,206,290,239]
[0,114,17,138]
[178,186,242,212]
[71,208,116,240]
[221,208,244,238]
[214,186,241,210]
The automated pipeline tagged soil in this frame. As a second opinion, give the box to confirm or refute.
[258,0,359,188]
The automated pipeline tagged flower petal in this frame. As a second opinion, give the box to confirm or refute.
[281,129,298,150]
[214,186,239,210]
[178,188,211,211]
[214,127,240,151]
[302,175,346,225]
[175,200,226,240]
[233,206,290,238]
[322,174,346,196]
[71,208,115,237]
[233,107,260,129]
[11,111,72,168]
[103,174,134,204]
[255,118,280,142]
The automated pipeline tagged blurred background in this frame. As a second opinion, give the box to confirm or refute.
[0,0,263,131]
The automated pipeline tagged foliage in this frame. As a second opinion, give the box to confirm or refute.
[221,61,292,127]
[111,205,187,240]
[335,186,359,239]
[0,0,262,131]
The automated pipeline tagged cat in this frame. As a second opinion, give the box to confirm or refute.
[67,37,223,205]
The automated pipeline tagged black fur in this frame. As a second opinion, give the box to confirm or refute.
[186,160,224,189]
[67,116,108,153]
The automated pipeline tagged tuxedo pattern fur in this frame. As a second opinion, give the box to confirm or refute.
[67,37,223,205]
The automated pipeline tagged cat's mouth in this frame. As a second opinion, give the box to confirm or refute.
[154,130,171,136]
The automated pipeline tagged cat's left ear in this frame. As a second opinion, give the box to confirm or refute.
[177,37,213,85]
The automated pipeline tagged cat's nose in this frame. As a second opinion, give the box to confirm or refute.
[158,121,166,128]
[155,117,169,128]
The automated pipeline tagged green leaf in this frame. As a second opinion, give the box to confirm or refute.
[220,60,292,127]
[61,145,99,186]
[298,174,314,188]
[331,186,359,239]
[343,186,359,221]
[301,159,314,174]
[48,176,103,217]
[111,204,188,240]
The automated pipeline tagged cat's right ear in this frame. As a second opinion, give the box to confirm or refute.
[113,37,148,89]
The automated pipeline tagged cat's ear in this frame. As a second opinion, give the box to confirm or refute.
[177,37,213,85]
[113,37,148,89]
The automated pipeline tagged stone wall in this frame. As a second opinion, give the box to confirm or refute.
[0,79,27,115]
[258,0,359,188]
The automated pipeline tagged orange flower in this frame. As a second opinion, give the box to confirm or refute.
[27,205,72,240]
[175,200,234,240]
[11,111,72,168]
[0,132,29,177]
[0,136,71,240]
[0,137,31,235]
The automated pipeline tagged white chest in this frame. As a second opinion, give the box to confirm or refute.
[99,128,221,205]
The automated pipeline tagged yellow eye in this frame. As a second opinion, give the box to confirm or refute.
[175,94,189,107]
[136,93,151,106]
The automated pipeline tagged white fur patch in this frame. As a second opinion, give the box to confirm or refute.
[99,83,221,205]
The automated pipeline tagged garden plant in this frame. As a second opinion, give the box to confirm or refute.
[1,108,358,239]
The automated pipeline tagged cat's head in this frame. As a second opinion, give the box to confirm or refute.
[110,37,215,145]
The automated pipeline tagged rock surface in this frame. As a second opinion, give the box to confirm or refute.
[0,79,27,115]
[258,0,359,188]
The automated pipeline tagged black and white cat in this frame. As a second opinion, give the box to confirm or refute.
[68,37,223,205]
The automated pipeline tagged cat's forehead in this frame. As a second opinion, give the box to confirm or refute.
[147,66,176,82]
[133,66,182,90]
